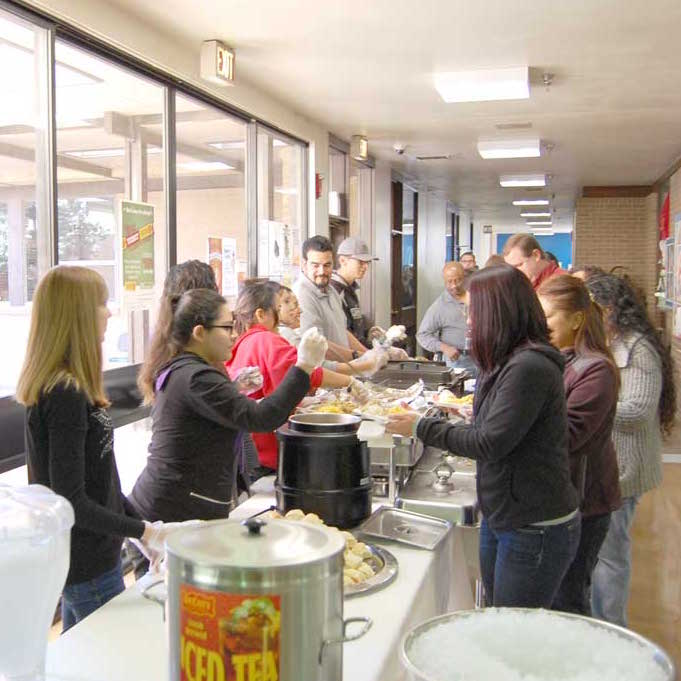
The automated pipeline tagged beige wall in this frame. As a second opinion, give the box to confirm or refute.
[574,193,659,311]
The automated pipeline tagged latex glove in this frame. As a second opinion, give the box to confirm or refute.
[387,346,409,360]
[296,327,328,370]
[140,519,204,554]
[233,366,264,394]
[386,325,407,343]
[350,348,388,377]
[367,326,386,344]
[348,377,371,404]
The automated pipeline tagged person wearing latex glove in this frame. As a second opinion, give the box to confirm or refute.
[132,520,204,573]
[348,377,371,404]
[387,346,409,360]
[233,365,264,394]
[349,347,389,377]
[385,324,407,343]
[296,326,328,371]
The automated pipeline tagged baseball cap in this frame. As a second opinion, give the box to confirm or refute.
[336,237,378,262]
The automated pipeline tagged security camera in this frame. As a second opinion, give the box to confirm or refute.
[393,143,406,155]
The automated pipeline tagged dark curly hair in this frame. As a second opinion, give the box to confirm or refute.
[586,274,676,436]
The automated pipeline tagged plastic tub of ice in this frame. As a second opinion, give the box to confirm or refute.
[400,608,675,681]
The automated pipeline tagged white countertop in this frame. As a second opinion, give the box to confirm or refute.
[47,483,475,681]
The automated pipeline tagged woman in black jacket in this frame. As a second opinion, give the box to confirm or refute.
[128,288,326,522]
[388,266,580,607]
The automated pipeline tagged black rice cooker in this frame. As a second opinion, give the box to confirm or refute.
[275,413,372,529]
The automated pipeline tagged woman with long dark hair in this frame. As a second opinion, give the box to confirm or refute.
[387,266,580,607]
[537,275,621,615]
[586,274,676,627]
[129,288,327,521]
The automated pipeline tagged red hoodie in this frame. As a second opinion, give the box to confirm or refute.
[225,325,323,468]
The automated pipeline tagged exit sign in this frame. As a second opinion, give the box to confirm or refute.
[483,225,493,233]
[200,40,235,86]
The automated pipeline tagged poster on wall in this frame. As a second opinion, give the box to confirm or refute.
[674,213,681,306]
[208,236,238,298]
[121,200,154,291]
[665,237,675,307]
[257,220,301,284]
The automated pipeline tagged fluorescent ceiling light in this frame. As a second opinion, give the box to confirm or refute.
[500,174,546,188]
[520,212,552,217]
[208,140,244,150]
[64,146,161,159]
[274,187,298,195]
[526,221,553,226]
[512,199,549,206]
[434,66,529,103]
[532,229,555,236]
[477,138,540,159]
[178,161,233,171]
[65,148,125,159]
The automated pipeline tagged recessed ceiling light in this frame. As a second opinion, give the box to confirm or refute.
[274,187,298,195]
[434,66,529,103]
[477,138,540,159]
[512,199,550,206]
[526,221,552,226]
[178,161,233,171]
[207,140,244,150]
[500,174,546,188]
[520,212,552,217]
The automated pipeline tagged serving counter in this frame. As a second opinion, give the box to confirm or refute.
[46,480,475,681]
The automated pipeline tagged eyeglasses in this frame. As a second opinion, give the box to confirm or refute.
[207,323,234,331]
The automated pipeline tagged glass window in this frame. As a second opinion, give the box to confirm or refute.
[175,94,247,305]
[401,186,416,308]
[0,10,51,397]
[256,126,306,285]
[55,40,167,369]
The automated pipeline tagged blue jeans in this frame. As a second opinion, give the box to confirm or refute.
[61,562,125,632]
[591,496,639,627]
[480,513,581,608]
[552,512,611,615]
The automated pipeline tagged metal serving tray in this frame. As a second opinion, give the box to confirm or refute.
[396,469,479,526]
[357,506,452,551]
[369,435,424,469]
[345,543,398,598]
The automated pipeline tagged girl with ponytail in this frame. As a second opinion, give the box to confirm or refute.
[129,286,327,524]
[537,274,621,616]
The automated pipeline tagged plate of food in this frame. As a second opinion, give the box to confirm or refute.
[263,508,398,597]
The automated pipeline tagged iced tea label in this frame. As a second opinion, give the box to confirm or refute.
[179,584,281,681]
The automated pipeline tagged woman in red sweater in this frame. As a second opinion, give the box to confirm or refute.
[226,281,376,472]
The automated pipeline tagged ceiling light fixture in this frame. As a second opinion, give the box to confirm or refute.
[512,199,550,206]
[477,138,540,159]
[520,212,552,217]
[526,220,552,226]
[434,66,529,103]
[500,174,546,188]
[178,161,233,171]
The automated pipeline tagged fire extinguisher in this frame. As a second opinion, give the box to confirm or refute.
[315,173,323,200]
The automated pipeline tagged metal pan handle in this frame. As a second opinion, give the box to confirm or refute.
[318,616,373,664]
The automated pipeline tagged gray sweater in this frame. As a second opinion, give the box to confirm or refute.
[416,290,467,353]
[611,332,663,498]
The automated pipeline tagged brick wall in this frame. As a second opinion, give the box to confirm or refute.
[573,193,659,311]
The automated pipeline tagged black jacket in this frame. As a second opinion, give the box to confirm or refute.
[26,382,144,585]
[330,272,367,344]
[129,353,310,522]
[417,343,578,530]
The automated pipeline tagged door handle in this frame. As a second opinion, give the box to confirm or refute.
[391,310,399,315]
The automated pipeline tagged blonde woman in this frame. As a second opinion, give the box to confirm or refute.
[16,266,173,631]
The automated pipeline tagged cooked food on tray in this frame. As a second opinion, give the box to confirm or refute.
[267,508,378,586]
[435,390,473,406]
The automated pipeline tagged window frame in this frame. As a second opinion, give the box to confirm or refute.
[0,0,310,471]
